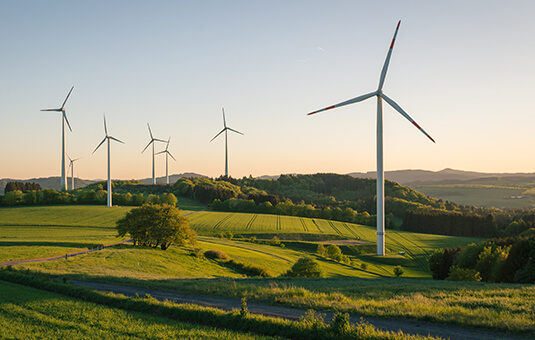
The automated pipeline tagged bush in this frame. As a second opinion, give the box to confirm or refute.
[446,266,482,282]
[204,249,230,260]
[316,244,325,257]
[393,265,404,277]
[299,309,325,330]
[284,257,324,278]
[325,244,343,262]
[227,260,272,277]
[330,312,351,335]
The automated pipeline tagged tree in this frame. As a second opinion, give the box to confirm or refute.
[393,265,404,277]
[325,244,343,262]
[116,204,196,250]
[284,257,324,278]
[316,244,325,257]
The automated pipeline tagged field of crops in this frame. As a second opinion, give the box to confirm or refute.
[416,185,535,209]
[188,211,481,276]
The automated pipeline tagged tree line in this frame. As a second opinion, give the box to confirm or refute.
[4,181,42,193]
[428,234,535,283]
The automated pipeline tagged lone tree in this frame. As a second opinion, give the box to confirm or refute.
[116,204,196,250]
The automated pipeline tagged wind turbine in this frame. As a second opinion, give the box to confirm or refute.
[307,21,435,256]
[142,123,166,185]
[41,86,74,191]
[210,108,244,178]
[93,115,124,207]
[156,136,176,185]
[67,155,81,190]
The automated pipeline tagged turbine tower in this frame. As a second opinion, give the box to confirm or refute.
[41,86,74,191]
[156,137,176,185]
[67,155,81,190]
[210,108,244,178]
[142,123,166,185]
[307,21,435,256]
[93,115,124,207]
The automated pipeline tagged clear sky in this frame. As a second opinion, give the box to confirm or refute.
[1,1,534,180]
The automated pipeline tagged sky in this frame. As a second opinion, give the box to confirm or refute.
[1,1,534,180]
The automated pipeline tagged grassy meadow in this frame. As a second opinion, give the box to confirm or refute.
[3,205,533,336]
[0,280,279,340]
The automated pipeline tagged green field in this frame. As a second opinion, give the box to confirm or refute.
[416,185,535,209]
[0,280,277,340]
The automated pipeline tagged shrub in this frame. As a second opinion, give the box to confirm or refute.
[360,262,368,270]
[325,244,343,262]
[204,249,230,260]
[316,244,325,257]
[393,265,404,277]
[284,257,324,278]
[299,309,325,330]
[227,260,272,277]
[446,266,482,282]
[330,312,351,335]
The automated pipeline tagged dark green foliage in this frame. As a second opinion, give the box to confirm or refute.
[284,257,325,278]
[431,235,535,283]
[393,265,404,277]
[316,244,325,257]
[4,181,41,193]
[240,297,248,318]
[428,247,462,280]
[299,310,325,330]
[116,204,196,250]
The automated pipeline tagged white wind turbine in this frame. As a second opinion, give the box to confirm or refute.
[142,123,166,185]
[41,86,74,191]
[156,136,176,185]
[93,115,124,207]
[210,108,244,178]
[67,155,81,190]
[307,21,435,256]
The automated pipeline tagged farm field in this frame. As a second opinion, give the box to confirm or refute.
[416,185,535,209]
[187,211,482,277]
[0,280,277,340]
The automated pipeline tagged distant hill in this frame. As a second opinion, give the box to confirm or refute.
[348,168,535,187]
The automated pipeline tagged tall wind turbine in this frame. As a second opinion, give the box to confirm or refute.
[41,86,74,191]
[307,21,435,256]
[142,123,166,185]
[67,155,81,190]
[156,136,176,185]
[93,115,124,207]
[210,108,244,178]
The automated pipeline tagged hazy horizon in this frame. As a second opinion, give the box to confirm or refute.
[1,1,534,180]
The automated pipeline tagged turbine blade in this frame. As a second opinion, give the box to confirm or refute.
[168,151,176,161]
[63,111,72,132]
[41,109,61,112]
[109,136,124,144]
[227,127,244,135]
[60,86,74,109]
[307,92,376,115]
[154,138,167,143]
[222,108,227,128]
[155,150,166,155]
[93,137,107,154]
[103,114,108,135]
[166,136,171,151]
[141,140,153,153]
[147,123,153,139]
[210,129,226,142]
[381,93,435,143]
[378,20,401,91]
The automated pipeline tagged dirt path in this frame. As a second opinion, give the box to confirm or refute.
[72,280,530,340]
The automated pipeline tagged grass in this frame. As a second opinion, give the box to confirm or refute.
[0,280,279,340]
[416,185,535,209]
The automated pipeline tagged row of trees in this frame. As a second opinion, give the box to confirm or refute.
[4,181,42,193]
[428,234,535,283]
[0,188,178,207]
